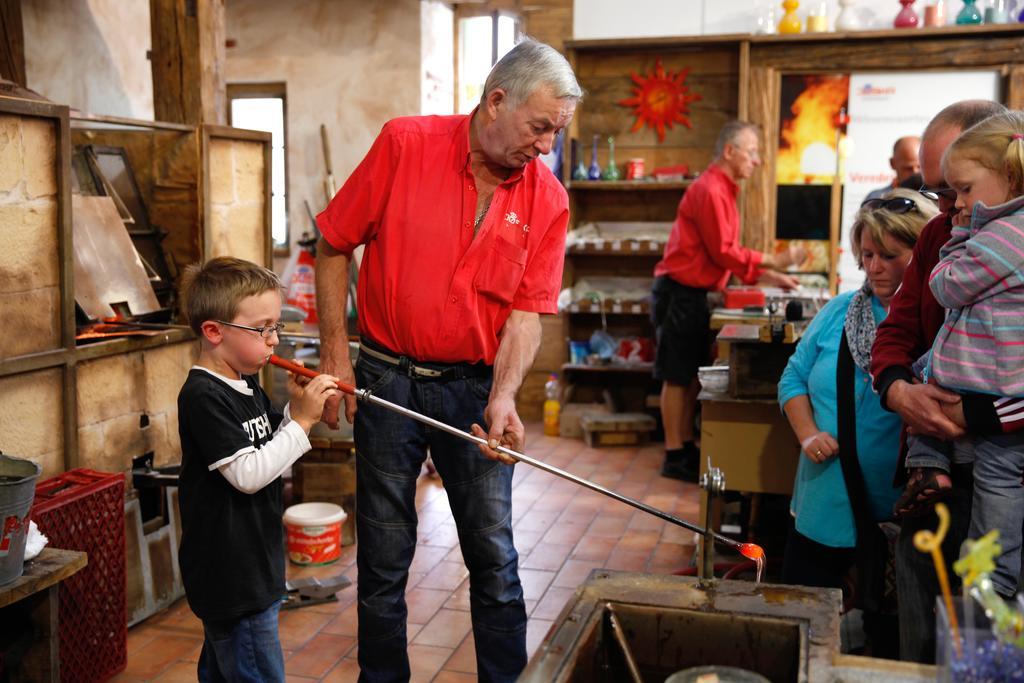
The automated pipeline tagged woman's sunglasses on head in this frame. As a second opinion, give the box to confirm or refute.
[860,196,921,214]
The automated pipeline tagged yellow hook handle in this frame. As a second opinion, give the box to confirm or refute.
[913,503,960,657]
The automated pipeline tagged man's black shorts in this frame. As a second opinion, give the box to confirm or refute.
[651,276,711,385]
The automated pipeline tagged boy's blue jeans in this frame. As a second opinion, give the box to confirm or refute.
[354,353,527,683]
[198,602,284,682]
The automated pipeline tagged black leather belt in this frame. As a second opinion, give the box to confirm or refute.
[359,341,492,381]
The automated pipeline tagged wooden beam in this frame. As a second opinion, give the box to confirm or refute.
[150,0,226,125]
[0,0,24,87]
[1007,64,1024,110]
[743,66,778,256]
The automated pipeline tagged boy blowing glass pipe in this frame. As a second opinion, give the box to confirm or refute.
[176,256,339,683]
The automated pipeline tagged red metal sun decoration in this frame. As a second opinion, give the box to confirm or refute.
[617,59,702,142]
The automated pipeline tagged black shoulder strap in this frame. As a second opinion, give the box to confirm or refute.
[837,329,874,537]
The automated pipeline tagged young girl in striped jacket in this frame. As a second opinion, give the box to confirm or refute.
[904,110,1024,598]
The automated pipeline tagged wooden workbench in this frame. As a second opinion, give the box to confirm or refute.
[0,548,88,682]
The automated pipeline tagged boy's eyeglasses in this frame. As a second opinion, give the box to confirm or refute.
[216,320,285,339]
[860,196,921,214]
[918,184,957,202]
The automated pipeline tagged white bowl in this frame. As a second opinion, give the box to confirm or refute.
[698,365,730,394]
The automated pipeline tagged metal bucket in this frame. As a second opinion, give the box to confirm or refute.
[665,665,771,683]
[0,453,42,585]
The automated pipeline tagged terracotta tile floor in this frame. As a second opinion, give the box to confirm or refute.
[113,427,705,682]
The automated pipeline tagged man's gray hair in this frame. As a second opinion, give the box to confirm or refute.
[481,38,583,109]
[923,100,1007,140]
[714,120,759,158]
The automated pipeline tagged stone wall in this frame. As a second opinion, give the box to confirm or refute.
[225,0,422,264]
[207,137,266,265]
[76,341,197,472]
[23,0,153,119]
[0,114,60,360]
[0,111,63,477]
[0,369,64,477]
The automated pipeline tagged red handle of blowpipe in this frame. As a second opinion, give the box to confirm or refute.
[268,354,357,395]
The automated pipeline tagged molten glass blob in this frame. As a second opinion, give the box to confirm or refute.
[738,543,764,561]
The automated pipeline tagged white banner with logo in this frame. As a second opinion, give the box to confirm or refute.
[839,71,1000,292]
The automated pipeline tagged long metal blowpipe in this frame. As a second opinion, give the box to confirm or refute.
[268,354,764,560]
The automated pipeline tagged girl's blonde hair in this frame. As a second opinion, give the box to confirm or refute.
[943,110,1024,196]
[851,188,938,263]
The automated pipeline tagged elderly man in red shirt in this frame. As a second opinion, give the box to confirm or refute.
[314,39,579,683]
[653,121,804,481]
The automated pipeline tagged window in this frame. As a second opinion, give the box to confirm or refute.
[457,11,520,114]
[228,84,288,251]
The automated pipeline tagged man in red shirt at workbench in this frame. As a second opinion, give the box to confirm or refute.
[314,39,580,683]
[653,121,805,481]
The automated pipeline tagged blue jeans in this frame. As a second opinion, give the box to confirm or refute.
[968,432,1024,596]
[905,433,976,472]
[198,602,284,683]
[354,354,527,683]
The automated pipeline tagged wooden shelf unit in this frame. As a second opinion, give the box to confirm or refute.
[555,39,740,412]
[538,24,1024,418]
[566,179,692,191]
[0,100,273,477]
[562,23,1024,271]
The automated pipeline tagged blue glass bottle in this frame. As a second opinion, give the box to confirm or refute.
[587,135,602,180]
[956,0,982,23]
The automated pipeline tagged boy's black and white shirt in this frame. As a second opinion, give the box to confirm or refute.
[177,366,308,621]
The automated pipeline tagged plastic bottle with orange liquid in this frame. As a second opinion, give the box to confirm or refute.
[543,374,561,437]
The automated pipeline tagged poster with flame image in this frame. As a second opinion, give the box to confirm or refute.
[776,75,849,185]
[775,74,850,272]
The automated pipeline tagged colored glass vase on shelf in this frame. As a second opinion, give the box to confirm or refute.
[587,135,601,180]
[754,0,778,33]
[806,2,829,31]
[985,0,1009,22]
[779,0,802,33]
[955,0,982,23]
[895,0,920,26]
[571,139,587,181]
[924,1,946,26]
[836,0,862,30]
[602,137,620,181]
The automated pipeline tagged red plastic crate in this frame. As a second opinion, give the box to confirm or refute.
[31,469,126,682]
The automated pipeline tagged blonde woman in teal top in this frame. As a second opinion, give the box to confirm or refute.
[778,189,936,591]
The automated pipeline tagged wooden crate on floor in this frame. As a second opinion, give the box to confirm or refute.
[292,436,356,546]
[581,413,656,448]
[559,402,612,439]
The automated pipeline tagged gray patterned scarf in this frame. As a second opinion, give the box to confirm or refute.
[844,280,878,374]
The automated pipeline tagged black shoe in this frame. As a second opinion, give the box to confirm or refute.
[661,455,699,482]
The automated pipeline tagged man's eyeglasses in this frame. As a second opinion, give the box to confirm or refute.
[860,196,921,214]
[918,184,958,202]
[216,320,285,339]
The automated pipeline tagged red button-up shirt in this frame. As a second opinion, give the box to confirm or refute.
[654,163,763,291]
[316,114,568,365]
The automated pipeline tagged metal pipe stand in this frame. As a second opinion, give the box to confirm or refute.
[698,457,725,586]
